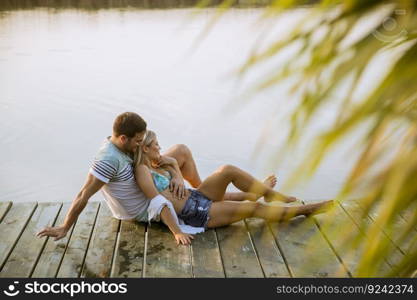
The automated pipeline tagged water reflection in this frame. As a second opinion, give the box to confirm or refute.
[0,6,356,204]
[0,0,271,11]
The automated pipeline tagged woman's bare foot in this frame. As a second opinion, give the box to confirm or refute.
[304,200,334,216]
[261,175,298,203]
[264,190,298,203]
[263,174,277,188]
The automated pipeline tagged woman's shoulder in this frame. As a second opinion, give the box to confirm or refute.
[136,163,151,174]
[136,165,164,177]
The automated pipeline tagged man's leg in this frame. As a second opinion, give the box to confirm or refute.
[163,144,202,188]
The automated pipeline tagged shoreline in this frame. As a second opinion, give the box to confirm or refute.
[0,0,320,11]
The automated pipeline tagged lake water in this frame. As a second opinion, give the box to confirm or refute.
[0,6,363,203]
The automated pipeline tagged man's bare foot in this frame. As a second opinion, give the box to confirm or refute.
[304,200,334,216]
[263,174,277,188]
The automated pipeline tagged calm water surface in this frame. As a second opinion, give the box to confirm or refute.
[0,7,362,203]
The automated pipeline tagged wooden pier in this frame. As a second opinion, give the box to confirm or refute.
[0,199,415,278]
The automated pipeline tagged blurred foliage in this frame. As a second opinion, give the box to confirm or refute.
[230,0,417,277]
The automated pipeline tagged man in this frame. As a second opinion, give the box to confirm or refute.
[37,112,202,245]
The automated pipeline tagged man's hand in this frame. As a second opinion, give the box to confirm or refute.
[174,232,194,245]
[154,155,176,168]
[170,176,186,199]
[36,225,68,241]
[153,155,186,198]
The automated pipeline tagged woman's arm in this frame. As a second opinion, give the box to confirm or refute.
[135,164,193,245]
[135,164,160,199]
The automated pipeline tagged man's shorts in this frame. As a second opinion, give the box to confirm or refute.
[135,209,148,223]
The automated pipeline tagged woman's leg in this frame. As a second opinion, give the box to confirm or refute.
[162,144,202,188]
[224,192,258,202]
[223,174,277,202]
[162,145,281,202]
[207,200,333,228]
[197,164,295,203]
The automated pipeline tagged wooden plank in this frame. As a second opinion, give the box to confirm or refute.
[0,202,12,223]
[398,202,417,270]
[400,201,417,270]
[56,202,100,278]
[313,201,393,277]
[269,215,349,277]
[357,200,417,255]
[111,220,145,278]
[31,203,75,278]
[340,199,406,270]
[0,202,62,278]
[81,203,120,278]
[399,201,417,232]
[216,220,264,278]
[245,218,291,277]
[191,229,224,278]
[145,222,192,278]
[0,202,37,271]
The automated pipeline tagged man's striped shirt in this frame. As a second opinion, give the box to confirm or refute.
[89,138,149,220]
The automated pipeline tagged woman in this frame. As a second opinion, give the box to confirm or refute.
[134,131,333,245]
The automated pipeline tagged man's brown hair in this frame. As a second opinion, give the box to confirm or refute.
[113,112,147,138]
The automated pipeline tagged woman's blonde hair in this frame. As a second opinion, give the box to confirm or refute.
[133,130,157,167]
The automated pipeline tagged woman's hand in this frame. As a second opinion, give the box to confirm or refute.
[174,232,194,245]
[37,225,68,241]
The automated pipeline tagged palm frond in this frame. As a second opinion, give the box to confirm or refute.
[216,0,417,277]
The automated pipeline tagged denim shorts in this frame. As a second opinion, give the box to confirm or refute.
[178,189,212,228]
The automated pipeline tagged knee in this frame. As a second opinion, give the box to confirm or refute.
[216,164,236,175]
[172,144,191,159]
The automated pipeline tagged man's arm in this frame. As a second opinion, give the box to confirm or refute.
[37,173,105,241]
[159,155,182,177]
[158,155,186,198]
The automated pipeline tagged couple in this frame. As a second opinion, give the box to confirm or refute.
[37,112,332,245]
